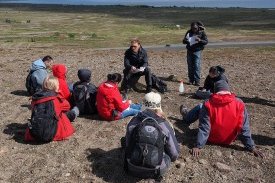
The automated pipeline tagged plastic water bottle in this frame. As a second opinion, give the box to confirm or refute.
[179,80,184,93]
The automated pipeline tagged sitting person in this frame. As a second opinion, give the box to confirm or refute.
[25,55,53,95]
[121,38,152,93]
[72,69,97,115]
[52,64,71,101]
[180,80,263,158]
[195,65,228,99]
[25,76,79,143]
[96,73,142,121]
[123,92,180,179]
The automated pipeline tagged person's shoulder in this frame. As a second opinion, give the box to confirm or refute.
[124,48,131,55]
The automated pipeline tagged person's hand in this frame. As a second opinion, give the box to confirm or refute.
[251,148,265,158]
[191,147,201,157]
[195,36,201,42]
[128,100,132,104]
[131,66,136,72]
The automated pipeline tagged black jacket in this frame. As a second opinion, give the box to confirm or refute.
[183,30,208,52]
[124,47,148,70]
[203,73,228,93]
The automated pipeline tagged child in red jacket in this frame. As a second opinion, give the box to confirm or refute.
[96,73,141,121]
[52,64,71,101]
[25,76,79,142]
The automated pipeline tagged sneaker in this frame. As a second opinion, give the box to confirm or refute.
[180,105,188,119]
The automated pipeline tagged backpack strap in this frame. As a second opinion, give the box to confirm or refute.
[32,96,56,105]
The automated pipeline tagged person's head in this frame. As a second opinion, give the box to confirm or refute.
[78,69,91,82]
[130,38,141,53]
[214,80,230,93]
[190,22,199,33]
[144,92,163,114]
[42,55,53,69]
[107,73,122,84]
[43,75,59,92]
[52,64,67,79]
[209,66,225,78]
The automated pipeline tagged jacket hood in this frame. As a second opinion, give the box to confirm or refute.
[31,59,46,71]
[136,109,166,123]
[99,82,117,95]
[209,93,236,106]
[52,64,67,79]
[32,90,57,101]
[78,69,91,82]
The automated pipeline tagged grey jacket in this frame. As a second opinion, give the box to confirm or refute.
[30,59,48,93]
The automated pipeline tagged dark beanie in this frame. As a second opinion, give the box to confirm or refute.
[214,80,230,93]
[78,69,91,82]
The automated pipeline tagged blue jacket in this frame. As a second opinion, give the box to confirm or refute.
[30,59,48,93]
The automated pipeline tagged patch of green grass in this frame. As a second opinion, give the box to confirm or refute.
[0,4,275,47]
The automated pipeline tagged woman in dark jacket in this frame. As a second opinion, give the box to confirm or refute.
[195,66,228,99]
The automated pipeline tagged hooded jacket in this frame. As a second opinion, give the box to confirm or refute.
[52,64,71,101]
[197,93,246,148]
[25,90,75,141]
[96,81,129,121]
[29,59,48,93]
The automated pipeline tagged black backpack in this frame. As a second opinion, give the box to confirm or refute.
[73,83,97,115]
[151,74,168,94]
[125,117,167,178]
[25,70,35,96]
[29,98,58,143]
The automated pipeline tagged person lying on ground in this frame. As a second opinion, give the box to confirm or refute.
[96,73,142,121]
[180,80,264,158]
[25,76,79,143]
[122,92,180,179]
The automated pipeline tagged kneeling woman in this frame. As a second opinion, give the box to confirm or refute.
[25,76,79,142]
[96,73,141,121]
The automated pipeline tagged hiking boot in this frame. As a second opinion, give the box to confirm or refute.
[180,105,188,119]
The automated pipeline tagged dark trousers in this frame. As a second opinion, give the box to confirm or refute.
[121,67,152,90]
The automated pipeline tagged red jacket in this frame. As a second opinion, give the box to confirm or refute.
[96,81,129,121]
[52,64,71,101]
[25,91,75,141]
[204,93,244,145]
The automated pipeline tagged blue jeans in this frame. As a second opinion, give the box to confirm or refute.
[184,103,203,125]
[187,50,201,83]
[121,103,142,119]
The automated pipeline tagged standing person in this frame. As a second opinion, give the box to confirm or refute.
[183,21,208,86]
[96,73,142,121]
[25,76,79,142]
[52,64,71,101]
[25,55,53,95]
[123,92,180,179]
[195,65,228,99]
[121,38,152,94]
[180,80,264,158]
